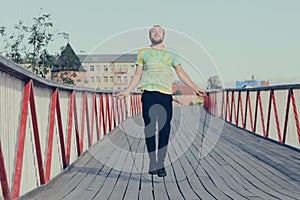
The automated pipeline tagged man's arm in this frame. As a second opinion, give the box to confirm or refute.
[174,64,206,96]
[116,65,143,98]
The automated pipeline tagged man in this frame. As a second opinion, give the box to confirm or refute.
[117,25,206,177]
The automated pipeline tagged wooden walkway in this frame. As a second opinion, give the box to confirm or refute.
[19,107,300,200]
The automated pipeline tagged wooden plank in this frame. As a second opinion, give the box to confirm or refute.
[202,119,300,198]
[45,158,100,200]
[123,143,146,200]
[138,174,154,200]
[222,123,300,188]
[27,151,95,199]
[61,163,104,200]
[18,108,300,200]
[174,131,222,200]
[179,138,233,199]
[51,128,125,200]
[161,155,185,200]
[137,145,158,200]
[88,132,129,199]
[212,140,290,199]
[215,138,300,199]
[153,180,169,200]
[108,136,142,200]
[51,127,126,200]
[168,135,203,200]
[121,125,145,200]
[220,122,300,185]
[184,133,234,199]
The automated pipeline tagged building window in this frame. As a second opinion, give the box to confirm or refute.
[90,65,94,71]
[117,76,121,82]
[123,76,127,83]
[122,65,127,71]
[110,76,114,82]
[117,65,122,72]
[90,76,95,82]
[104,65,108,71]
[96,76,100,82]
[104,76,108,82]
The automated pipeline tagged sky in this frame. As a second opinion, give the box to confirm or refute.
[1,0,300,88]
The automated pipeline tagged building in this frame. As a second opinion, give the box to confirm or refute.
[172,83,204,106]
[236,75,269,89]
[78,54,136,90]
[172,84,195,95]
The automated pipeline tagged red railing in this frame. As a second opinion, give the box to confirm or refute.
[204,85,300,149]
[0,56,142,200]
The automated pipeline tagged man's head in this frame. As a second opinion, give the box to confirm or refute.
[149,25,165,45]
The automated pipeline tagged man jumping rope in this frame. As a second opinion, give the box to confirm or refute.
[116,25,206,177]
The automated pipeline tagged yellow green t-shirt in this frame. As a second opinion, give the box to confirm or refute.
[135,47,181,94]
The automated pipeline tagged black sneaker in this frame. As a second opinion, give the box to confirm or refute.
[148,169,158,175]
[157,167,167,177]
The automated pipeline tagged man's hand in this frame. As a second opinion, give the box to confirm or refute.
[194,87,207,97]
[114,91,129,99]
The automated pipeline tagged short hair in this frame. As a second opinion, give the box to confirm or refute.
[149,25,165,38]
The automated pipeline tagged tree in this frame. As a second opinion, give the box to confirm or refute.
[59,71,77,85]
[52,43,82,85]
[25,13,56,77]
[189,101,194,106]
[0,21,27,63]
[207,75,222,89]
[174,89,182,95]
[0,12,68,78]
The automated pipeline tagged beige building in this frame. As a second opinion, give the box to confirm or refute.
[78,54,137,90]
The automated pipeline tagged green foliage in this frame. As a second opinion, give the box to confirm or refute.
[174,89,182,95]
[0,12,69,78]
[207,75,222,89]
[59,72,76,85]
[1,21,27,63]
[0,26,5,36]
[25,14,56,77]
[189,101,194,106]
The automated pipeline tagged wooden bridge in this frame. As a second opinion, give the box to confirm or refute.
[0,55,300,200]
[19,107,300,200]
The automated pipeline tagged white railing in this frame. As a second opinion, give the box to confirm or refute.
[205,86,300,150]
[0,55,141,200]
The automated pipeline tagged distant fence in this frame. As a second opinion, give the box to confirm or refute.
[0,56,142,200]
[205,86,300,149]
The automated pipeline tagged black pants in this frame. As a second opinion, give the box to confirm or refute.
[141,90,173,168]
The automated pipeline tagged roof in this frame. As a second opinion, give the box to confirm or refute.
[78,54,137,63]
[53,43,86,72]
